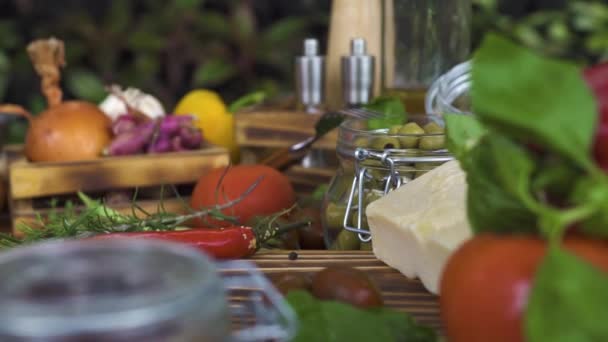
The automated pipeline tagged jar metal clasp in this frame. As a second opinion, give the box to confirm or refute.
[343,148,454,242]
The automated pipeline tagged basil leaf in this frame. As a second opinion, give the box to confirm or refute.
[364,96,407,130]
[463,134,538,234]
[486,134,537,204]
[570,176,608,238]
[472,33,597,169]
[371,308,439,342]
[526,246,608,342]
[286,291,327,341]
[531,156,583,202]
[286,290,438,342]
[445,114,487,162]
[227,91,266,113]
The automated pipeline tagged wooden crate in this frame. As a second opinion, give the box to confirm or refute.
[235,110,338,193]
[235,110,338,150]
[8,146,230,233]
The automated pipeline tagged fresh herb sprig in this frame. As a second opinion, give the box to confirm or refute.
[0,170,264,247]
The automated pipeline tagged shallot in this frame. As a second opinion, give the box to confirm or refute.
[159,115,193,136]
[147,133,172,154]
[105,121,157,156]
[179,126,203,149]
[111,114,138,135]
[104,113,204,156]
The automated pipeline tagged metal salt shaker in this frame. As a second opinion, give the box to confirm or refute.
[341,38,375,107]
[295,38,326,114]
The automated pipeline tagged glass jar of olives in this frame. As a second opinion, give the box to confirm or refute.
[425,61,472,116]
[321,114,453,250]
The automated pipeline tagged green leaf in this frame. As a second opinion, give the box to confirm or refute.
[526,246,608,342]
[77,192,124,221]
[0,51,10,101]
[127,30,165,52]
[0,20,22,50]
[363,96,407,130]
[463,134,538,234]
[6,120,27,144]
[172,0,203,10]
[104,0,130,34]
[261,17,308,45]
[570,176,608,238]
[286,290,438,342]
[193,58,237,87]
[134,54,161,77]
[445,114,487,161]
[198,11,231,39]
[28,94,46,115]
[531,156,583,201]
[65,69,107,103]
[472,33,597,170]
[228,91,266,113]
[312,184,329,201]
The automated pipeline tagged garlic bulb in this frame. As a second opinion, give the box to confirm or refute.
[99,85,165,121]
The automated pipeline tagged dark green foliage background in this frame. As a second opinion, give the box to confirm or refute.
[1,0,607,143]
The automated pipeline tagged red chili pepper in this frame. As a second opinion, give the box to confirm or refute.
[583,63,608,170]
[90,227,257,259]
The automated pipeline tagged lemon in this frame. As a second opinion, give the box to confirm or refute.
[174,89,240,162]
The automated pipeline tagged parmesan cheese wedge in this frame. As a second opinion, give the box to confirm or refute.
[366,160,472,294]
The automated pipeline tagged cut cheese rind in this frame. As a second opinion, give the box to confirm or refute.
[366,160,472,295]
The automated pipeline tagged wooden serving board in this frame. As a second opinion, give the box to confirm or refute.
[250,250,443,333]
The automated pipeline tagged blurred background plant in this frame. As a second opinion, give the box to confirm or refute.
[1,0,608,143]
[0,0,331,142]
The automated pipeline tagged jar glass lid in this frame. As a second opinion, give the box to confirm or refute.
[0,239,226,338]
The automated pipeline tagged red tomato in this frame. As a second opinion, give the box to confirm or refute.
[440,234,608,342]
[190,164,296,227]
[583,63,608,170]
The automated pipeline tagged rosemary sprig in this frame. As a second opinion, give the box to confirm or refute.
[0,175,264,248]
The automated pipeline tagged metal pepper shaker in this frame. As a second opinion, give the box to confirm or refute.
[341,38,375,107]
[295,38,325,114]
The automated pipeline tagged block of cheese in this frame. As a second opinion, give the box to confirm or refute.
[366,160,472,295]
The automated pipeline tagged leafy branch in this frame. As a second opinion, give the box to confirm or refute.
[0,174,264,247]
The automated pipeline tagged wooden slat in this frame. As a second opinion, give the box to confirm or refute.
[235,111,338,150]
[9,147,229,199]
[248,250,443,333]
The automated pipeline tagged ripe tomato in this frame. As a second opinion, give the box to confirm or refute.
[190,164,296,227]
[583,63,608,170]
[440,234,608,342]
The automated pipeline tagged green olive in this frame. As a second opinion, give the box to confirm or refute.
[360,241,373,251]
[398,122,425,148]
[419,135,446,150]
[370,136,401,150]
[388,125,402,135]
[324,202,347,230]
[330,229,361,250]
[328,175,355,200]
[354,136,370,148]
[423,122,445,134]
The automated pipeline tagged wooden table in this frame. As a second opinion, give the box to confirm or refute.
[251,250,442,333]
